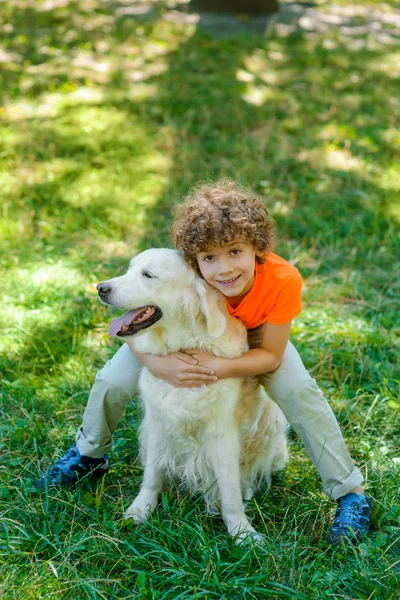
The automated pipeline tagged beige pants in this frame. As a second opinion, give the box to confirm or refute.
[76,328,363,500]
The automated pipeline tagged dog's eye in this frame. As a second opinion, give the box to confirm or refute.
[142,270,157,279]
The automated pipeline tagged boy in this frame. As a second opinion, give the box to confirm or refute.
[39,179,372,544]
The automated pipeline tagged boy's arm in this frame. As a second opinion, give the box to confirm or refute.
[186,321,292,379]
[125,339,218,387]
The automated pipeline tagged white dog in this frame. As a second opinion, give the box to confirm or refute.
[98,248,288,542]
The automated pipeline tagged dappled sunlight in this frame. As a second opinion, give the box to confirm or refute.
[30,261,84,287]
[235,69,254,83]
[1,97,173,238]
[126,81,158,101]
[4,261,86,309]
[368,52,400,78]
[0,45,23,64]
[0,216,21,244]
[79,328,111,351]
[71,9,115,33]
[0,4,398,387]
[269,1,400,48]
[1,261,87,351]
[3,83,159,124]
[24,50,168,85]
[243,50,274,79]
[59,351,105,383]
[53,106,173,222]
[377,165,400,192]
[0,2,199,260]
[297,146,366,173]
[125,57,168,82]
[3,157,78,192]
[0,126,23,151]
[241,84,276,106]
[297,309,374,344]
[240,48,295,88]
[0,171,19,194]
[64,85,102,104]
[1,3,197,119]
[237,45,301,109]
[4,93,65,121]
[0,305,58,352]
[98,240,131,260]
[270,199,291,217]
[36,0,75,11]
[68,104,128,134]
[322,148,364,172]
[69,82,159,103]
[317,123,359,143]
[238,50,287,106]
[64,154,171,217]
[375,165,400,220]
[382,127,400,149]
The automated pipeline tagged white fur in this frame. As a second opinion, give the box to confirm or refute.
[101,248,288,542]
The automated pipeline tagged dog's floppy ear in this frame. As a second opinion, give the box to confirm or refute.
[194,280,226,338]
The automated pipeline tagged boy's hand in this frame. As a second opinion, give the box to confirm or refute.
[184,349,223,376]
[144,352,218,388]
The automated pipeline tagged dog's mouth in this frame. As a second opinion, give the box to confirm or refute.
[109,306,162,338]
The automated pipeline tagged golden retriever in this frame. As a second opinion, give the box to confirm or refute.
[98,248,288,542]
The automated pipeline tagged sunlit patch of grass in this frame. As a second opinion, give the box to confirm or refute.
[3,92,65,121]
[298,146,366,172]
[368,52,400,78]
[378,165,400,192]
[1,262,87,359]
[241,83,277,106]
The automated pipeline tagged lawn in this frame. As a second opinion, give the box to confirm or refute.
[0,0,399,598]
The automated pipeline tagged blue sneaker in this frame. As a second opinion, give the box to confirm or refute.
[37,445,109,488]
[328,492,373,544]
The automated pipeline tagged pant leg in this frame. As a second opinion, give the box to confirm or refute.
[248,329,364,500]
[75,343,142,458]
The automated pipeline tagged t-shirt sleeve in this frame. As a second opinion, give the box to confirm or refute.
[266,269,302,325]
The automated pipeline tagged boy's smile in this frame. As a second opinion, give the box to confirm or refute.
[196,239,257,306]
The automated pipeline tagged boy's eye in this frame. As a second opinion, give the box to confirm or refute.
[230,249,241,256]
[203,256,214,262]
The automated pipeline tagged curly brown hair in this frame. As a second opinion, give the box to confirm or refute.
[171,179,275,274]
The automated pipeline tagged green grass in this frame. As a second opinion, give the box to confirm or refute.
[1,0,399,598]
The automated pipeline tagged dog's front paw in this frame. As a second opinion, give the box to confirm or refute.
[227,518,265,547]
[124,493,157,524]
[124,504,148,524]
[235,528,266,547]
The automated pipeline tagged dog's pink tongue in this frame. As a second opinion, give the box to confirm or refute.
[109,310,141,338]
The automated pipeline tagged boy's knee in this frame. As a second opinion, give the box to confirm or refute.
[264,374,329,419]
[262,368,313,399]
[94,361,139,396]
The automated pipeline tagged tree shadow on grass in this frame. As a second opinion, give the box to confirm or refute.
[1,1,399,423]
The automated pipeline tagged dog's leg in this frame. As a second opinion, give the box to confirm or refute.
[207,430,263,544]
[242,485,255,502]
[124,426,164,524]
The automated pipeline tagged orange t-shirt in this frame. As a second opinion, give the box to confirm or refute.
[226,253,302,329]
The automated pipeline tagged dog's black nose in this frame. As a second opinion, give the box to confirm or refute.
[97,282,112,297]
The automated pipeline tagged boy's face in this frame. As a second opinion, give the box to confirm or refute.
[196,238,256,302]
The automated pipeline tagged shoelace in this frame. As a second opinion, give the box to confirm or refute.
[55,447,79,468]
[333,499,371,532]
[334,502,360,525]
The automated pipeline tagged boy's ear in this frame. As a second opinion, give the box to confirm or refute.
[194,279,226,338]
[255,251,267,264]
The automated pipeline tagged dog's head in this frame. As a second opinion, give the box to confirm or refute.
[97,248,227,340]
